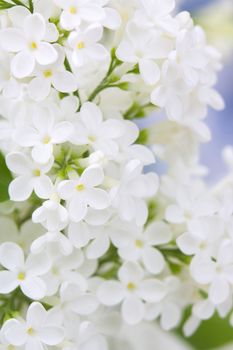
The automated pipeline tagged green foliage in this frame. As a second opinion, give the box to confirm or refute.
[0,0,33,12]
[136,128,149,145]
[0,152,12,202]
[124,102,155,120]
[178,312,233,350]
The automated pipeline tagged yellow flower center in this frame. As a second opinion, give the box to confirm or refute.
[88,135,96,142]
[135,239,144,248]
[30,41,37,50]
[43,135,51,144]
[27,327,35,336]
[69,6,77,14]
[18,272,25,281]
[43,70,53,78]
[33,169,41,177]
[76,184,85,191]
[7,345,15,350]
[77,41,85,50]
[127,282,136,291]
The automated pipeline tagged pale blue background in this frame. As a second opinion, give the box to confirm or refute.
[181,0,233,183]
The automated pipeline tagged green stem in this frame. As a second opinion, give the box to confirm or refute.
[28,0,33,12]
[88,49,123,102]
[0,0,33,11]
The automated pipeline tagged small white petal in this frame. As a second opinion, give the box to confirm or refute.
[52,71,77,93]
[0,271,18,293]
[21,276,46,299]
[0,28,26,52]
[3,319,27,346]
[11,51,35,78]
[138,279,165,303]
[38,326,64,345]
[9,176,33,201]
[24,14,46,41]
[86,188,109,210]
[86,235,110,259]
[142,247,165,274]
[28,77,51,101]
[139,59,160,85]
[0,242,24,269]
[35,42,57,65]
[121,296,144,325]
[97,281,125,306]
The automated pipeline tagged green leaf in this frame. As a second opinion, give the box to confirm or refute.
[177,310,233,350]
[186,314,233,350]
[0,0,33,12]
[136,129,149,145]
[0,1,15,9]
[0,152,12,202]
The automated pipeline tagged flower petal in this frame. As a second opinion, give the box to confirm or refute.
[9,176,33,201]
[85,188,109,210]
[0,28,26,52]
[21,276,46,299]
[25,252,51,276]
[0,271,18,293]
[26,302,47,329]
[3,319,27,346]
[138,279,165,303]
[0,242,24,270]
[52,71,77,93]
[35,42,57,65]
[139,59,160,85]
[6,152,32,175]
[32,144,53,164]
[142,247,165,274]
[97,281,125,306]
[11,51,35,78]
[81,165,104,188]
[38,326,64,345]
[24,14,46,41]
[86,235,110,259]
[28,77,51,101]
[121,296,144,325]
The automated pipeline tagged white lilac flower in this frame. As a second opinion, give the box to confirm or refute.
[177,216,224,257]
[57,282,99,316]
[32,188,69,232]
[165,186,219,224]
[0,242,50,299]
[0,13,58,78]
[97,262,165,325]
[68,25,108,67]
[6,152,53,201]
[144,277,183,331]
[0,0,228,343]
[54,0,105,31]
[58,164,109,222]
[31,231,73,256]
[0,217,44,253]
[41,249,84,296]
[1,302,64,349]
[28,45,77,101]
[116,221,172,274]
[110,159,159,226]
[116,21,172,85]
[190,240,233,305]
[71,102,126,157]
[13,107,74,164]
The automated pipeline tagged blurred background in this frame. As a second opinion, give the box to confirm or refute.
[178,1,233,348]
[136,1,233,350]
[180,0,233,184]
[123,1,233,349]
